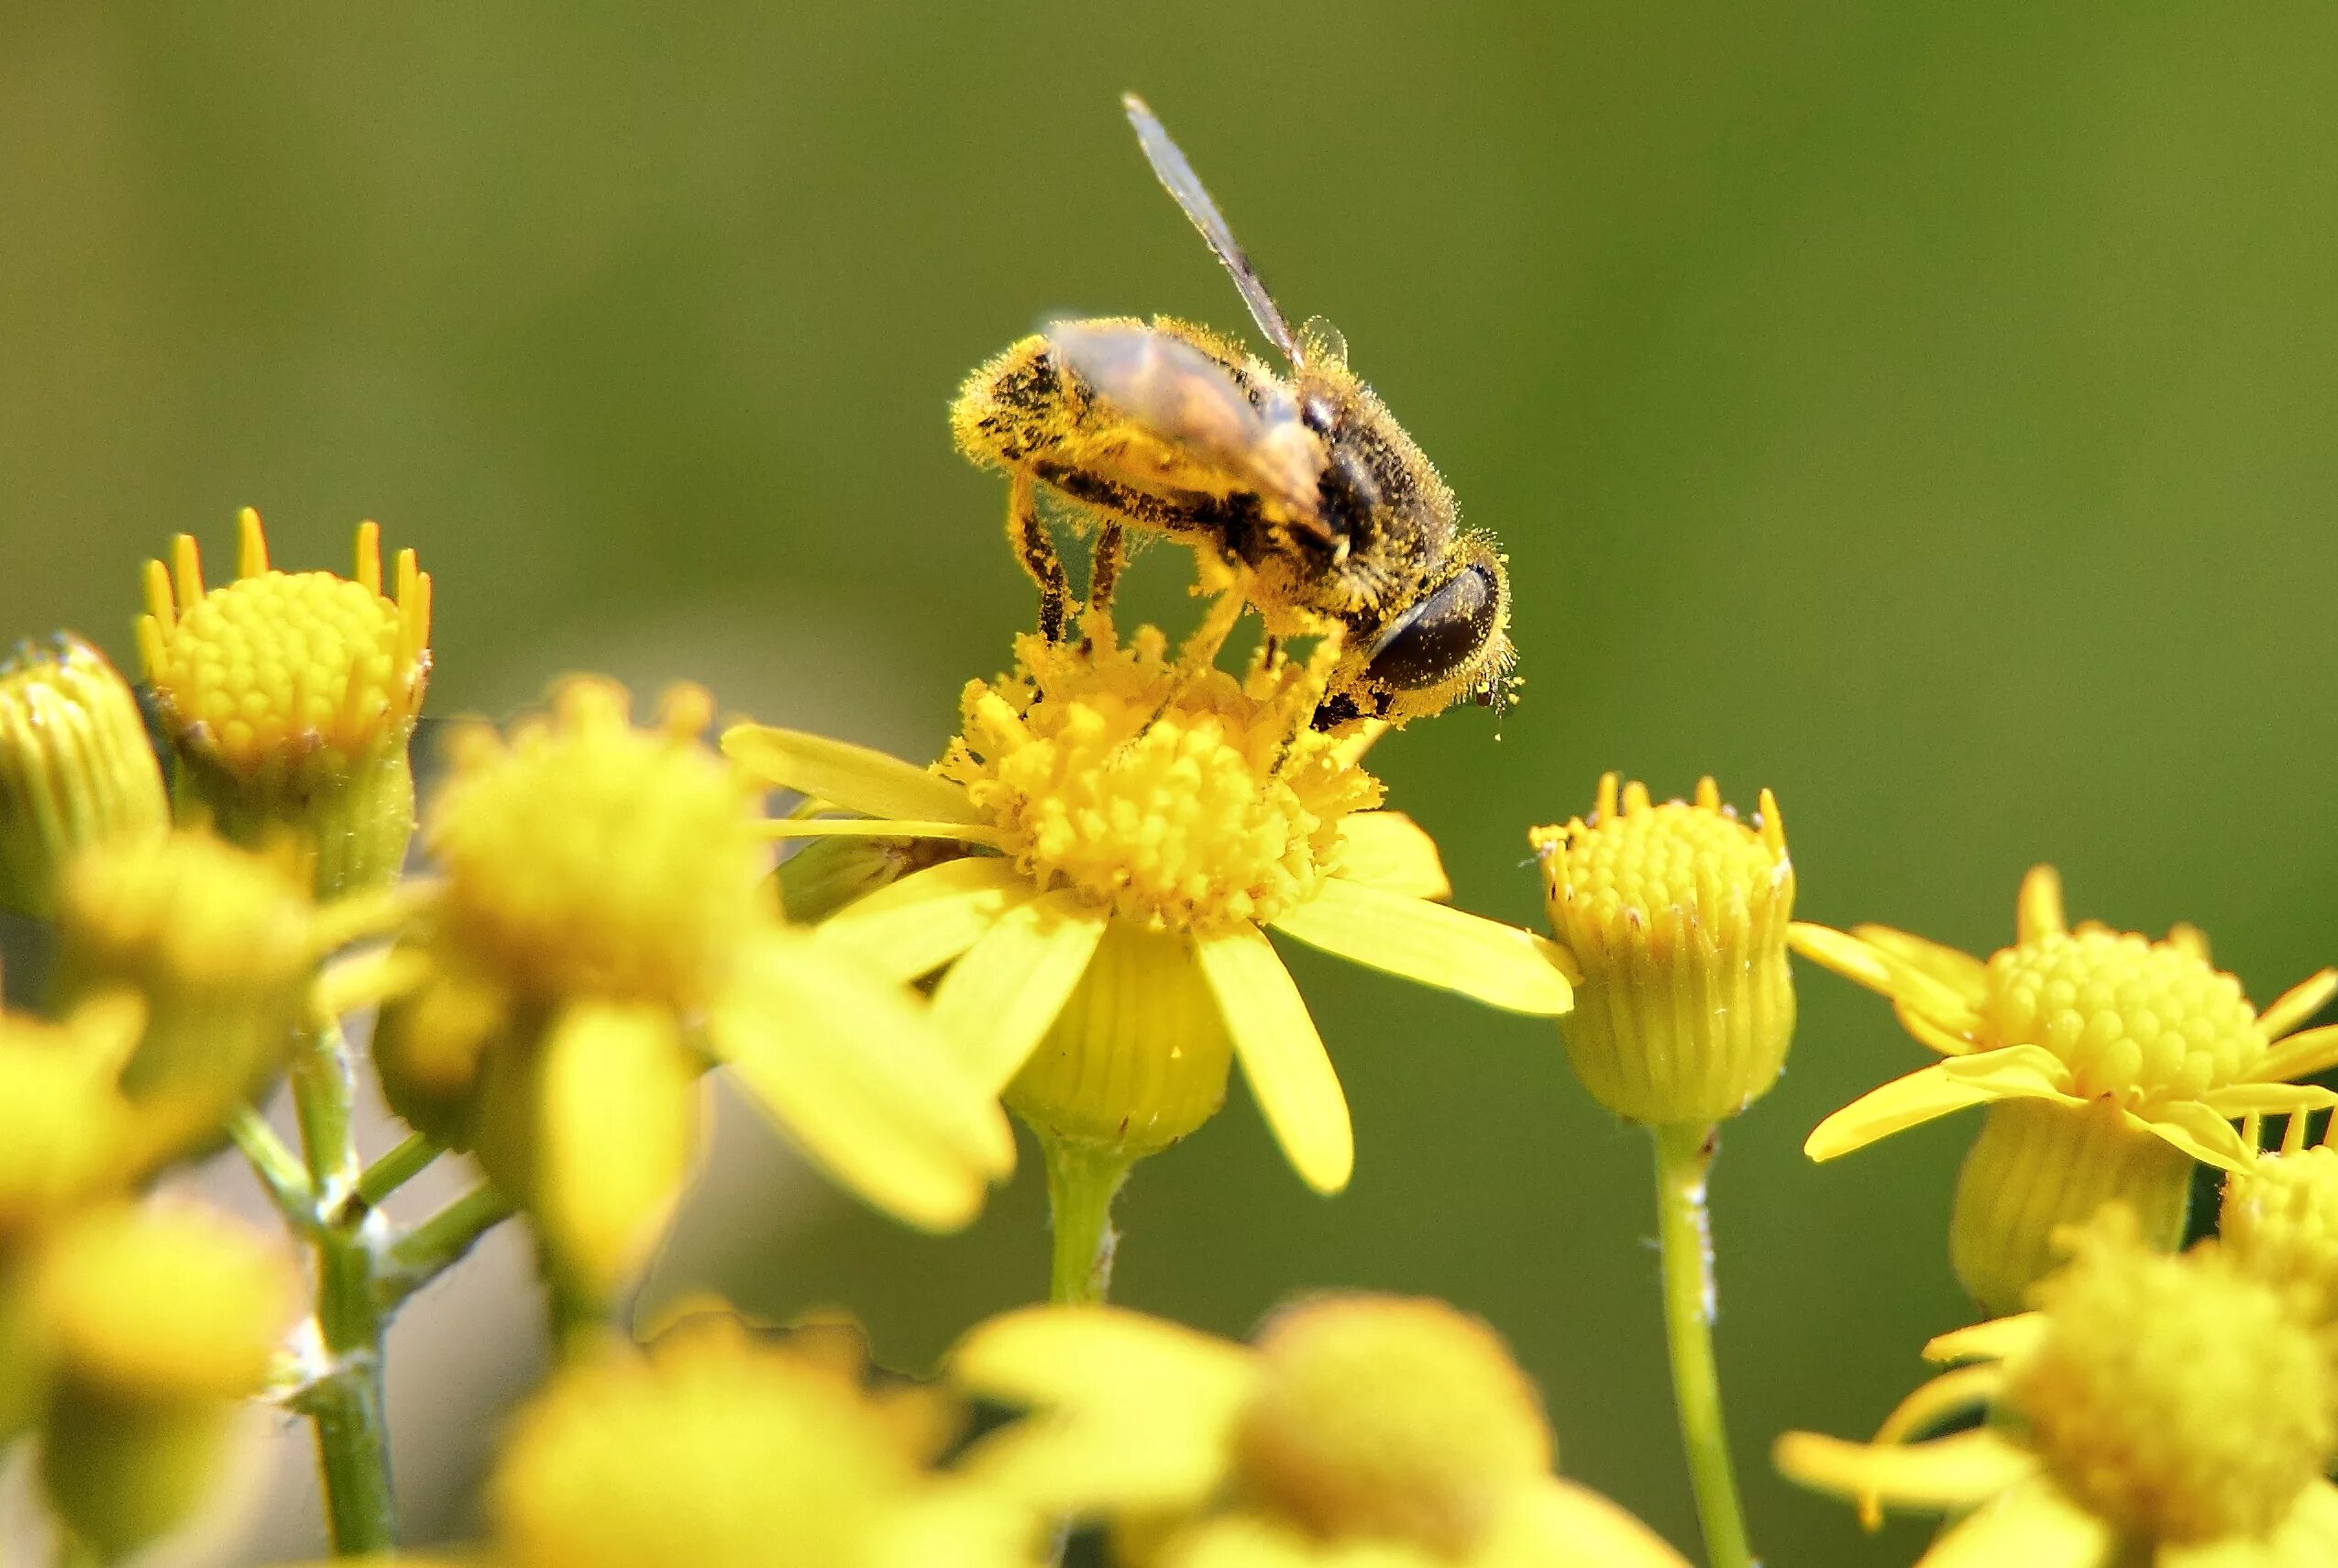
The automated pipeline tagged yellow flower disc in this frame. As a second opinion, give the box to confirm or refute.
[491,1326,921,1568]
[37,1205,300,1400]
[0,635,168,919]
[426,679,758,1007]
[2009,1231,2333,1545]
[2223,1145,2338,1327]
[941,617,1380,933]
[1231,1295,1552,1556]
[1980,929,2262,1105]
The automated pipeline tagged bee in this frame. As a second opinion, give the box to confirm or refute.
[951,94,1515,729]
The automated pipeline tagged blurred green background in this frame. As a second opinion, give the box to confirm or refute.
[7,6,2338,1565]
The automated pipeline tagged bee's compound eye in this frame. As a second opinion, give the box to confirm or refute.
[1363,560,1503,690]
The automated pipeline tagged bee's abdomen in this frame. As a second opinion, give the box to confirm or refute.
[951,335,1081,469]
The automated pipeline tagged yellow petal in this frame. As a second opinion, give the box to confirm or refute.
[2256,1023,2338,1086]
[1271,878,1572,1017]
[2016,865,2067,944]
[816,855,1036,980]
[1859,1364,2007,1528]
[1806,1062,2012,1162]
[1921,1480,2113,1568]
[2129,1101,2253,1173]
[532,1004,703,1301]
[1853,926,1989,1004]
[1196,925,1351,1194]
[711,932,1016,1232]
[1500,1478,1693,1568]
[1790,922,1894,989]
[1895,999,1982,1058]
[953,1304,1252,1412]
[2199,1082,2338,1119]
[1329,812,1451,901]
[1924,1311,2046,1364]
[1936,1043,2079,1099]
[929,889,1109,1091]
[757,816,1000,846]
[1773,1428,2038,1516]
[2260,968,2338,1041]
[720,723,979,823]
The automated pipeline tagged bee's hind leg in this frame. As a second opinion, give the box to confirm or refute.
[1086,522,1127,612]
[1007,469,1072,641]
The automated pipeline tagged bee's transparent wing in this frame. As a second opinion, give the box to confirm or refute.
[1122,93,1302,366]
[1047,320,1327,531]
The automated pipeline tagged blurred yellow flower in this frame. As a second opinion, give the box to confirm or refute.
[1530,775,1793,1127]
[376,678,1012,1301]
[0,634,168,919]
[2222,1115,2338,1331]
[1777,1217,2338,1565]
[726,613,1571,1195]
[138,508,431,893]
[1792,866,2338,1311]
[952,1293,1690,1568]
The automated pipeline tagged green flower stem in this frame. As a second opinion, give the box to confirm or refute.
[357,1131,442,1208]
[288,1017,396,1554]
[1041,1134,1130,1306]
[379,1184,513,1309]
[229,1105,316,1229]
[1650,1121,1754,1568]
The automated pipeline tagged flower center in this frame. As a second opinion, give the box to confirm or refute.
[427,680,763,1008]
[1536,780,1788,963]
[2009,1234,2332,1544]
[1231,1295,1552,1555]
[1980,930,2261,1104]
[940,616,1380,932]
[2223,1145,2338,1328]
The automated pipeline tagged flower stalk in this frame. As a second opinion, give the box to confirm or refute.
[1651,1121,1753,1568]
[1042,1133,1130,1306]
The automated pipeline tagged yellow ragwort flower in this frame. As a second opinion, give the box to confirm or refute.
[1777,1217,2338,1566]
[478,1312,1038,1568]
[0,634,168,918]
[2222,1115,2338,1332]
[1792,866,2338,1312]
[138,507,431,893]
[724,613,1572,1194]
[1530,775,1794,1126]
[375,678,1012,1301]
[952,1293,1688,1568]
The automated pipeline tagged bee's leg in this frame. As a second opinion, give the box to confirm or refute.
[1177,587,1247,668]
[1006,470,1071,641]
[1087,521,1127,611]
[1257,634,1283,671]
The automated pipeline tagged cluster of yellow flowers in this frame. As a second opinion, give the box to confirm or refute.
[0,505,2333,1568]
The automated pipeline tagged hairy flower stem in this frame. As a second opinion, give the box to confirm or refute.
[1042,1135,1130,1306]
[289,1017,396,1552]
[1651,1121,1754,1568]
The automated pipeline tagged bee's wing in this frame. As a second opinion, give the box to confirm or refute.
[1048,321,1329,534]
[1122,94,1302,367]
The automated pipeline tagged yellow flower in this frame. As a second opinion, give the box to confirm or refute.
[951,1293,1688,1568]
[479,1312,1037,1568]
[1792,866,2338,1312]
[375,678,1012,1301]
[2222,1116,2338,1331]
[1777,1218,2338,1566]
[724,614,1572,1194]
[0,634,168,919]
[1529,775,1794,1126]
[138,508,431,893]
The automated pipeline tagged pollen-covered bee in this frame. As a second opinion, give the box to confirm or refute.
[952,94,1514,729]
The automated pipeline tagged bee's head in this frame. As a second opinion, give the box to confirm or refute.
[1315,535,1515,730]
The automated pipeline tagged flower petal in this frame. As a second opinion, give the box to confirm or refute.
[1329,812,1451,901]
[1937,1043,2080,1099]
[1196,924,1352,1194]
[1789,922,1894,990]
[1923,1480,2114,1568]
[758,817,1000,846]
[1807,1060,2026,1162]
[2200,1082,2338,1120]
[721,723,979,823]
[1853,926,1989,1004]
[2129,1101,2253,1174]
[1772,1428,2039,1517]
[711,932,1016,1232]
[1924,1311,2046,1365]
[1858,1364,2007,1528]
[2255,1023,2338,1087]
[816,855,1035,980]
[952,1304,1253,1414]
[929,888,1109,1092]
[2016,865,2067,944]
[2258,969,2338,1041]
[1271,878,1572,1016]
[1500,1478,1693,1568]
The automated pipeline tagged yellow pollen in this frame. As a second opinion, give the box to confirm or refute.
[1980,929,2261,1104]
[2224,1144,2338,1328]
[137,509,431,778]
[940,614,1380,932]
[1231,1295,1552,1556]
[425,679,762,1007]
[2009,1229,2333,1545]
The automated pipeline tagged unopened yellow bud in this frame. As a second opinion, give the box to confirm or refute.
[1232,1295,1552,1556]
[138,510,430,895]
[0,635,168,919]
[1532,775,1794,1126]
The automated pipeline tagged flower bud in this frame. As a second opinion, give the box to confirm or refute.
[0,635,168,919]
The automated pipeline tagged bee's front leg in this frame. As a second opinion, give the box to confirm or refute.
[1006,469,1071,641]
[1087,521,1127,612]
